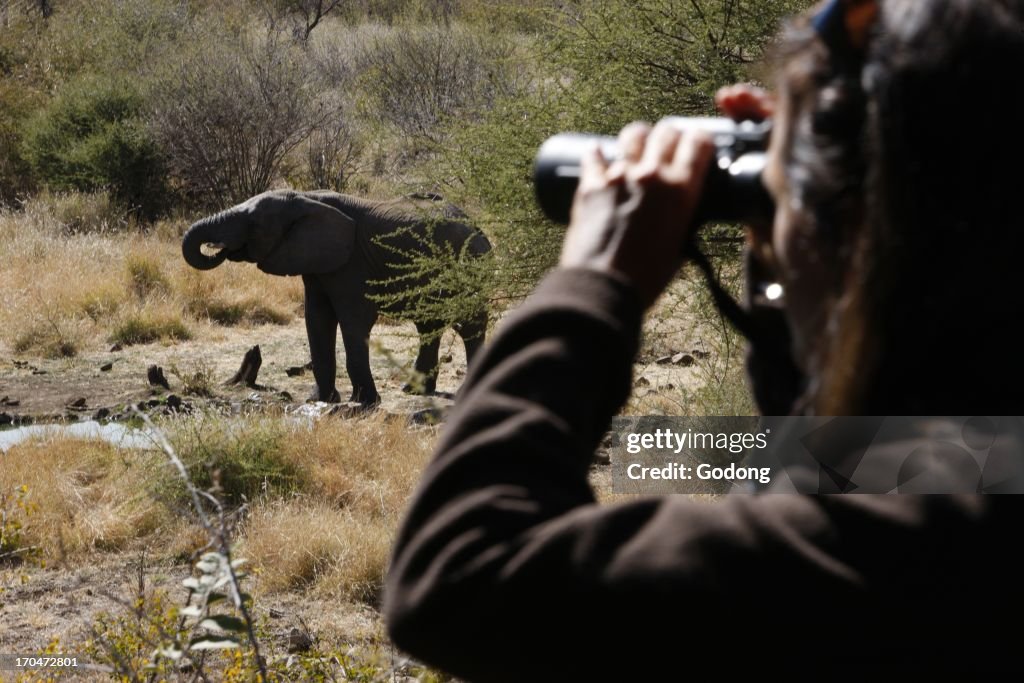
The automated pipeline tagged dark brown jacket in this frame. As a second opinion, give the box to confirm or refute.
[385,268,1022,680]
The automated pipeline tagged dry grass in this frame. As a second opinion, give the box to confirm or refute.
[241,413,435,599]
[0,191,303,357]
[242,500,393,601]
[0,411,436,605]
[0,436,172,558]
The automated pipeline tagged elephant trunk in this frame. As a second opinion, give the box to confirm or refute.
[182,209,237,271]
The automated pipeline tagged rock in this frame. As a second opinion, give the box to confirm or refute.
[441,353,454,364]
[326,402,376,418]
[147,365,170,390]
[692,349,711,360]
[0,412,12,426]
[109,343,123,352]
[227,345,262,387]
[278,391,294,402]
[671,353,695,367]
[67,397,88,409]
[31,368,47,375]
[635,376,650,387]
[456,368,466,378]
[100,362,113,372]
[166,394,182,410]
[410,407,447,425]
[286,627,313,653]
[92,407,111,420]
[269,607,286,619]
[0,396,19,407]
[147,398,162,408]
[660,383,676,391]
[285,366,305,377]
[655,354,675,365]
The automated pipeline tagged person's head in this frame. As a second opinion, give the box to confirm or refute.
[757,0,1024,414]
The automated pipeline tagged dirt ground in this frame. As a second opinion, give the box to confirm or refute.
[0,313,708,675]
[0,320,475,424]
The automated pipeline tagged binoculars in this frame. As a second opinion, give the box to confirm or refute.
[533,117,774,226]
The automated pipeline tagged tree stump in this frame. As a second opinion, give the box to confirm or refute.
[227,345,262,387]
[147,365,170,390]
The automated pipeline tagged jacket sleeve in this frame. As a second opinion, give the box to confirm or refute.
[383,268,1002,681]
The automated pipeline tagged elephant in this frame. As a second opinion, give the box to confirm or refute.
[181,190,491,406]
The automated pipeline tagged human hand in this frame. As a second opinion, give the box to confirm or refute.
[558,120,715,309]
[715,84,774,122]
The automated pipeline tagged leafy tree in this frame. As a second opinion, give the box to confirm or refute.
[20,75,168,216]
[148,27,336,207]
[434,0,815,305]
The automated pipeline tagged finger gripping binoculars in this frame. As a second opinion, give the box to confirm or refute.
[533,117,775,226]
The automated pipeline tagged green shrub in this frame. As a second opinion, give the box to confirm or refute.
[21,75,168,217]
[188,298,291,327]
[111,312,192,346]
[167,416,303,503]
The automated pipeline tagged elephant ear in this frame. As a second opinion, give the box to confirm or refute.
[258,196,356,276]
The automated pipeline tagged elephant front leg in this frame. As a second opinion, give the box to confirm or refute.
[404,322,441,395]
[339,323,380,406]
[303,277,341,403]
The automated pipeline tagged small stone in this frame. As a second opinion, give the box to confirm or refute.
[0,412,12,425]
[269,607,286,619]
[410,407,447,425]
[67,397,87,409]
[166,394,182,410]
[286,627,313,653]
[109,343,123,352]
[441,353,454,364]
[285,366,305,377]
[692,349,711,360]
[671,353,695,366]
[92,407,111,420]
[100,362,113,372]
[661,383,676,391]
[31,368,47,375]
[655,354,674,365]
[635,376,650,387]
[278,391,294,402]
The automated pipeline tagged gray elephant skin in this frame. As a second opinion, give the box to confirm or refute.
[182,190,491,405]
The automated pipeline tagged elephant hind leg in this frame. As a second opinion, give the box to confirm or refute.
[404,321,443,395]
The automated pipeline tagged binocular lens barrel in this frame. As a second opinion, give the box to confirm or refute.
[532,118,774,226]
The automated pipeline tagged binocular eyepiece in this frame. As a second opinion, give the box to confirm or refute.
[533,117,775,226]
